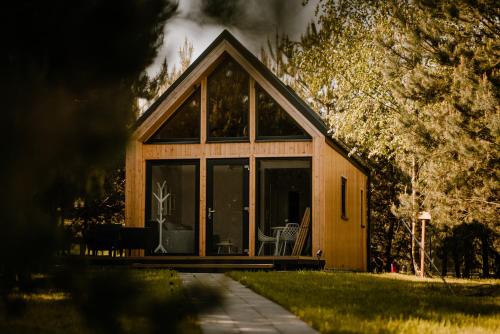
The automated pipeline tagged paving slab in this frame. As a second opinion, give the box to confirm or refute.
[178,273,318,334]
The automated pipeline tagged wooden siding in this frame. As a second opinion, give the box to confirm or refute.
[322,139,368,270]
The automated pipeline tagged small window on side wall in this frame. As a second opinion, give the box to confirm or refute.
[361,189,366,228]
[147,88,201,143]
[341,176,347,220]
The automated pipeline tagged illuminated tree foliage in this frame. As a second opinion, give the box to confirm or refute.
[269,0,499,275]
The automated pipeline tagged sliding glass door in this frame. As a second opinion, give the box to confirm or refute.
[206,159,249,255]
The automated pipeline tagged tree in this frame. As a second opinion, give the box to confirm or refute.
[136,38,194,114]
[0,0,178,286]
[380,0,500,275]
[264,0,413,271]
[266,0,499,276]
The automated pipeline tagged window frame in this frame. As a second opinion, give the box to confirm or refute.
[360,189,366,228]
[145,159,200,255]
[255,157,313,256]
[254,83,311,141]
[206,53,250,143]
[341,176,348,221]
[146,87,202,144]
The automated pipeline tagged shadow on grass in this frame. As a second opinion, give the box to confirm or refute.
[229,271,500,329]
[1,263,223,334]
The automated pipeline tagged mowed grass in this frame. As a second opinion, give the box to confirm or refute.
[227,271,500,334]
[0,270,200,334]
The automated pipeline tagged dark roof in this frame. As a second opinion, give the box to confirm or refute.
[136,30,369,175]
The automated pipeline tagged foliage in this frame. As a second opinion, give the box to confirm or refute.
[440,222,499,278]
[380,0,500,233]
[137,38,194,114]
[265,0,499,275]
[264,0,413,271]
[228,271,500,334]
[0,0,177,287]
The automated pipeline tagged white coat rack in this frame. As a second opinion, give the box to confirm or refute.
[153,181,170,253]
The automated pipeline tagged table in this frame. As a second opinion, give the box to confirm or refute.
[217,240,235,254]
[271,226,286,256]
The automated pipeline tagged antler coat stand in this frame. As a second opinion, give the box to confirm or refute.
[153,181,170,254]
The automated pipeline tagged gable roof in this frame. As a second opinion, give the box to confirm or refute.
[136,30,369,175]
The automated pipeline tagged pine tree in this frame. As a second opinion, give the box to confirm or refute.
[380,0,499,276]
[136,38,194,115]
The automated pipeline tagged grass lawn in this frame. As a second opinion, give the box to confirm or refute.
[228,271,500,334]
[0,269,200,334]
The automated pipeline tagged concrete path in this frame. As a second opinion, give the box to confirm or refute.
[178,273,318,334]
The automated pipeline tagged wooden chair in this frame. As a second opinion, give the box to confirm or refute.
[292,207,311,256]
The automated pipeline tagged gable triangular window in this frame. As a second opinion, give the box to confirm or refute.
[147,88,201,143]
[207,53,250,140]
[256,84,310,139]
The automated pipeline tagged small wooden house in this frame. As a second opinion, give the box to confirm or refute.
[125,30,370,270]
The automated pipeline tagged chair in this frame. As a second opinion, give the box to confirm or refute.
[292,207,311,256]
[119,227,154,256]
[279,223,299,255]
[257,227,276,256]
[85,223,121,256]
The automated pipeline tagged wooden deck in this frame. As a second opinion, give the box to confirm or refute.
[71,255,325,272]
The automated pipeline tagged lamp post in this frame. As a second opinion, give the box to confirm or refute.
[417,211,431,277]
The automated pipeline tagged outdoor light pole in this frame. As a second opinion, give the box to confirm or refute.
[418,211,431,278]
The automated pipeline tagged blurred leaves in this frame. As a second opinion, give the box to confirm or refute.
[2,268,222,333]
[0,0,177,286]
[56,267,222,334]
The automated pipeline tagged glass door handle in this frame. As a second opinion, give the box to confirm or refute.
[208,208,216,220]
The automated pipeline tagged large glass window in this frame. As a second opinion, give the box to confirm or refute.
[256,84,310,139]
[147,88,201,143]
[146,160,198,255]
[256,159,312,256]
[207,53,249,140]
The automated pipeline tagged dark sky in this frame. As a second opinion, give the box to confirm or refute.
[147,0,319,75]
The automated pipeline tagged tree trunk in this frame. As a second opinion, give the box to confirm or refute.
[481,234,490,278]
[452,241,461,278]
[384,218,396,272]
[463,239,473,278]
[495,252,500,278]
[441,244,448,277]
[410,155,418,275]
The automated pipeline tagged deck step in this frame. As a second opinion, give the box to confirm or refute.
[58,255,325,271]
[130,263,274,270]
